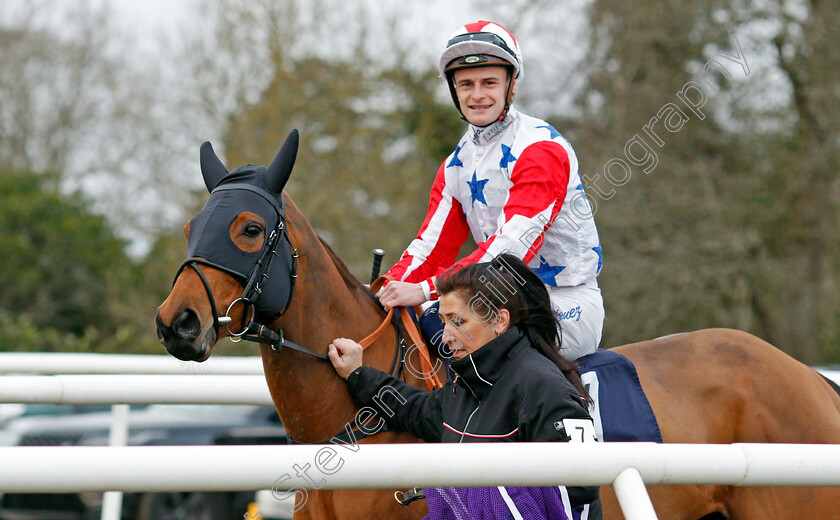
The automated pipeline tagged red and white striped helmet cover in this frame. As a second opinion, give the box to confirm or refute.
[438,20,524,80]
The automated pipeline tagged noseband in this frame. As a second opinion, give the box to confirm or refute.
[173,183,301,351]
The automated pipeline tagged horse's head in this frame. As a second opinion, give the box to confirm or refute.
[155,130,299,361]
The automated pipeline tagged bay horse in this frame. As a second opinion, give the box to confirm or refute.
[155,131,840,520]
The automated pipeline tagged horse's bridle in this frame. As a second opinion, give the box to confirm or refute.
[176,223,295,333]
[170,183,332,358]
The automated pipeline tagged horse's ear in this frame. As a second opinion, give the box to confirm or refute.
[265,129,299,194]
[199,142,228,192]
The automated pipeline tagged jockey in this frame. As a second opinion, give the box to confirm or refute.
[376,20,604,362]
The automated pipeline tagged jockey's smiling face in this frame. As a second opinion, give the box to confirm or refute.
[452,66,516,127]
[439,291,510,360]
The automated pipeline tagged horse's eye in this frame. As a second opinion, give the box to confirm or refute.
[244,223,263,238]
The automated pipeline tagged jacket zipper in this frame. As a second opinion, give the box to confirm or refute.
[460,403,480,443]
[451,366,482,443]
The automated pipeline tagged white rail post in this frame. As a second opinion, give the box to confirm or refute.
[612,467,658,520]
[101,404,129,520]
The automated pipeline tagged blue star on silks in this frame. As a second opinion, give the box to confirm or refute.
[499,144,517,170]
[576,183,590,202]
[537,124,562,140]
[533,256,566,286]
[467,171,489,207]
[447,144,464,168]
[592,243,603,274]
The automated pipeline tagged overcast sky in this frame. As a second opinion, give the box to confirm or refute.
[1,0,589,256]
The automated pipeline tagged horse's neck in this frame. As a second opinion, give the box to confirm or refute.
[261,201,394,442]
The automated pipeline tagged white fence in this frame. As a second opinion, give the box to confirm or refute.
[0,353,269,520]
[0,352,264,375]
[1,353,840,520]
[0,442,840,520]
[0,374,273,405]
[2,442,840,490]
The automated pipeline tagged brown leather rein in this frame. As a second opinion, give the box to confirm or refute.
[361,276,443,391]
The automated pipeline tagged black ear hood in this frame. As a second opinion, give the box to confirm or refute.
[188,131,299,321]
[200,129,298,195]
[265,129,298,194]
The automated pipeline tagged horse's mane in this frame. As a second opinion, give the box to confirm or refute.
[316,235,382,309]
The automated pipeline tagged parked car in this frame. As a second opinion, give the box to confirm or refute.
[0,404,25,426]
[0,404,292,520]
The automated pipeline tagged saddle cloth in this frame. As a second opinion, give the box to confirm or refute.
[577,349,662,443]
[419,302,661,442]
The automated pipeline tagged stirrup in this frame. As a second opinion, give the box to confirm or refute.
[394,487,425,506]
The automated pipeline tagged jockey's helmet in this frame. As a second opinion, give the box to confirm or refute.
[439,20,523,80]
[439,21,523,123]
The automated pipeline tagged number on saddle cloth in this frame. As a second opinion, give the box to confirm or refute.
[418,300,662,445]
[577,350,663,443]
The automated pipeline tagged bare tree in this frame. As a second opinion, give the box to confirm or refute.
[0,1,206,253]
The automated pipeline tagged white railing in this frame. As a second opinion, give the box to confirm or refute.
[0,374,272,405]
[2,353,840,520]
[4,442,840,489]
[1,443,840,520]
[0,352,264,375]
[0,354,268,520]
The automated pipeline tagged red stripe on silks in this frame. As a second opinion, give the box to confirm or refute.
[388,161,470,283]
[451,141,570,269]
[390,140,570,282]
[443,422,520,439]
[452,235,497,272]
[409,198,469,282]
[387,161,447,281]
[505,141,569,263]
[415,161,448,238]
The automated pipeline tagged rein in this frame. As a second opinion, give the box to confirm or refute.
[178,236,443,390]
[286,299,445,446]
[180,258,444,447]
[173,180,444,447]
[175,216,299,346]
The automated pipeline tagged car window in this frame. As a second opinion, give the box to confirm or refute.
[21,404,116,416]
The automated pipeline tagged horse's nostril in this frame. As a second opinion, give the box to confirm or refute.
[172,308,201,341]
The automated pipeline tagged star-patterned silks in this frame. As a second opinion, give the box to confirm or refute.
[592,243,603,274]
[537,124,562,140]
[499,144,517,170]
[448,144,464,168]
[467,171,489,207]
[533,256,566,286]
[576,183,590,203]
